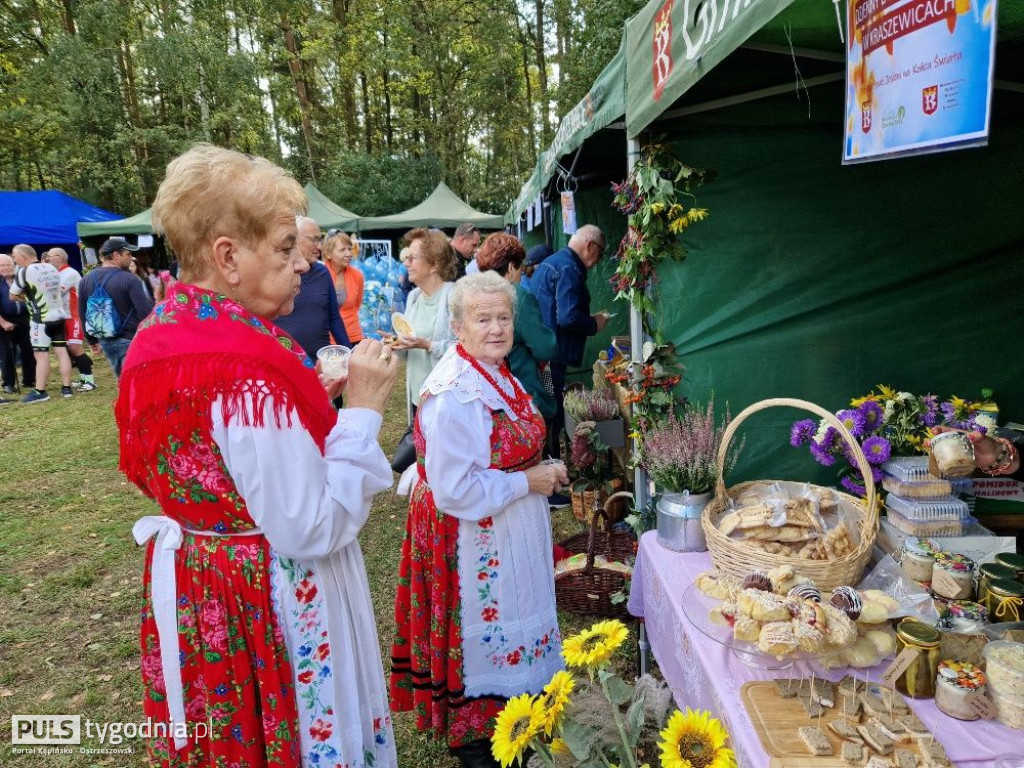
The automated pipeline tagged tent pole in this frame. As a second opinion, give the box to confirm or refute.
[627,137,650,513]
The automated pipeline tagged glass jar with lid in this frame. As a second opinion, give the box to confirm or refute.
[984,579,1024,624]
[901,537,938,584]
[995,552,1024,582]
[935,660,988,720]
[894,618,942,699]
[932,552,975,600]
[980,562,1018,604]
[946,600,988,632]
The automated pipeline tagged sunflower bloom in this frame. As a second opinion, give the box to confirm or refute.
[536,670,575,735]
[668,217,689,235]
[562,619,629,669]
[491,694,542,767]
[550,738,569,755]
[686,207,710,223]
[658,708,736,768]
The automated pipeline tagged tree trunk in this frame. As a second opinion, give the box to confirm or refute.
[382,27,393,151]
[518,20,536,154]
[60,0,76,35]
[359,71,372,154]
[281,13,317,181]
[535,0,549,143]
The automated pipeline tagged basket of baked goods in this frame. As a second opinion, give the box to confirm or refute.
[702,398,879,592]
[555,492,636,620]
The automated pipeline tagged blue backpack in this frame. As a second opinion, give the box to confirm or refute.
[84,271,124,340]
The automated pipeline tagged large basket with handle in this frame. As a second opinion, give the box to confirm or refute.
[701,398,879,591]
[556,491,636,619]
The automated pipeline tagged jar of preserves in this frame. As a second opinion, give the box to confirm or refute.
[930,431,976,477]
[946,600,987,631]
[935,660,988,720]
[980,562,1019,603]
[984,579,1024,624]
[995,553,1024,582]
[894,618,942,699]
[932,552,975,600]
[901,537,937,584]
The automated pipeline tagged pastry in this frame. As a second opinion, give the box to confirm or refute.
[743,524,815,543]
[822,604,858,647]
[798,693,824,717]
[865,629,897,657]
[895,748,919,768]
[843,636,881,668]
[765,564,809,595]
[828,719,863,743]
[798,726,833,756]
[391,312,413,338]
[792,620,825,653]
[783,497,824,529]
[719,503,772,535]
[708,602,737,627]
[861,589,902,613]
[741,571,773,592]
[823,521,853,557]
[732,616,761,644]
[857,723,895,755]
[696,570,741,601]
[830,586,863,620]
[859,599,891,624]
[789,583,821,602]
[758,621,798,657]
[842,742,865,765]
[737,588,791,622]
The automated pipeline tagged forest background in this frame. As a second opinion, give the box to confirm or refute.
[1,0,646,218]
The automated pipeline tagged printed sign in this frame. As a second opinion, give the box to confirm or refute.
[843,0,997,163]
[560,191,577,235]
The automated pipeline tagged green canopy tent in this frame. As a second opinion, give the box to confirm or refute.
[304,183,361,230]
[359,181,504,231]
[77,208,153,237]
[509,0,1024,516]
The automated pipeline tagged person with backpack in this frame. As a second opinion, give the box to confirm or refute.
[78,238,155,379]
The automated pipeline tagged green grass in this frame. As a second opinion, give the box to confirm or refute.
[0,359,639,767]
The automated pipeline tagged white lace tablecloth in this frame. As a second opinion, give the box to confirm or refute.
[627,531,1012,768]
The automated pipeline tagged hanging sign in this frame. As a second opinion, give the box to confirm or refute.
[561,191,577,235]
[843,0,997,163]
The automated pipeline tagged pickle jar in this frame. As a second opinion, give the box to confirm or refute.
[979,562,1018,603]
[995,552,1024,582]
[984,579,1024,624]
[894,618,942,699]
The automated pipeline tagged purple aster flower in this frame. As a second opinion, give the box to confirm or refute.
[837,409,867,437]
[840,475,867,496]
[810,440,836,467]
[790,419,817,447]
[859,400,884,430]
[920,394,939,427]
[861,436,892,465]
[871,466,884,483]
[940,401,956,422]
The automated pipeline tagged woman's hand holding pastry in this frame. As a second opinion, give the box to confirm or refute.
[345,340,399,414]
[524,463,569,496]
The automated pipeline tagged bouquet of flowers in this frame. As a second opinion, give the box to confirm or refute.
[791,385,988,496]
[570,421,612,492]
[565,388,621,423]
[605,342,683,440]
[639,397,743,495]
[490,619,737,768]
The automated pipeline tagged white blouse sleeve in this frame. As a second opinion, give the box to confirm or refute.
[420,390,530,521]
[210,390,393,559]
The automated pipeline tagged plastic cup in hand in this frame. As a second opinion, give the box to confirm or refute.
[316,345,351,380]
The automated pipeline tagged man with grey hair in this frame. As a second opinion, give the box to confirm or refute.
[531,224,609,461]
[451,223,482,279]
[9,243,74,402]
[274,216,349,360]
[47,248,97,391]
[0,252,35,398]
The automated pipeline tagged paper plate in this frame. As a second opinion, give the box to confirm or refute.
[392,312,413,338]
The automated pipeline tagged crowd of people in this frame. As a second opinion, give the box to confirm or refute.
[5,143,617,768]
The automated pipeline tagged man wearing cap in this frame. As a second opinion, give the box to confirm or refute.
[520,244,553,295]
[77,238,154,379]
[9,244,74,402]
[450,223,482,279]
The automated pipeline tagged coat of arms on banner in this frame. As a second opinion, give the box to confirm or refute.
[922,85,939,116]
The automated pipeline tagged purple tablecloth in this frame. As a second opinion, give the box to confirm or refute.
[627,531,1012,768]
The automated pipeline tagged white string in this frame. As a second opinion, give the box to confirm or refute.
[832,0,845,45]
[785,24,812,119]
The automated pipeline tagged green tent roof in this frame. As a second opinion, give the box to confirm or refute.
[304,183,361,230]
[77,208,153,237]
[359,181,503,231]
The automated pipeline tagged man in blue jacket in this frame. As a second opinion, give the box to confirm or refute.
[532,224,609,458]
[274,216,350,359]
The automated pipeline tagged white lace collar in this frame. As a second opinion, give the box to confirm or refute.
[419,346,523,421]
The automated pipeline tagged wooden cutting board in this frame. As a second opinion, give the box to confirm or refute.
[742,681,933,767]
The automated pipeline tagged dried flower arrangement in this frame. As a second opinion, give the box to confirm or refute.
[565,388,621,423]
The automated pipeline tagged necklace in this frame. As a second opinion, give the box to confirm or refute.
[456,344,533,417]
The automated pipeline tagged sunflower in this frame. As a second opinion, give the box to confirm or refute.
[550,738,569,755]
[536,670,575,735]
[562,619,629,670]
[658,708,736,768]
[491,693,542,768]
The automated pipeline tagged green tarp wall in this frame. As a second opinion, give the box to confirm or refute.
[551,80,1023,485]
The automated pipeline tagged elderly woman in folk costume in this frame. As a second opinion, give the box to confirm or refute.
[117,143,399,768]
[389,271,569,768]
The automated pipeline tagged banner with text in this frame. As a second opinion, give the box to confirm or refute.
[843,0,997,163]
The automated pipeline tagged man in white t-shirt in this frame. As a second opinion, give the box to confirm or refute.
[9,244,74,403]
[48,248,97,391]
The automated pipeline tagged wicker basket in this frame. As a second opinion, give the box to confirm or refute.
[556,492,636,619]
[570,479,626,523]
[701,398,879,591]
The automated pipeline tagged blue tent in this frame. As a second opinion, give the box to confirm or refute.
[0,190,120,247]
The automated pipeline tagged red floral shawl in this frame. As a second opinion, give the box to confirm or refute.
[116,284,336,489]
